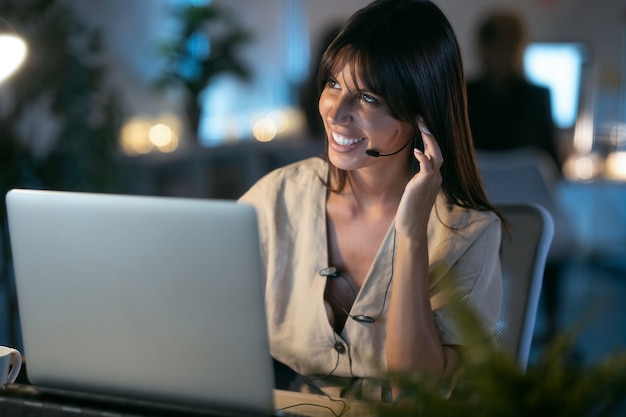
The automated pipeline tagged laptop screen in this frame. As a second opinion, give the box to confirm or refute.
[6,189,274,415]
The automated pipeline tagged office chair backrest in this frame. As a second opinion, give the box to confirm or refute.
[476,148,573,261]
[494,203,554,370]
[475,148,561,204]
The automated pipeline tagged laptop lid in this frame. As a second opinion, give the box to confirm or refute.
[6,189,274,415]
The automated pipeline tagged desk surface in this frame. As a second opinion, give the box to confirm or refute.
[0,386,374,417]
[275,389,373,416]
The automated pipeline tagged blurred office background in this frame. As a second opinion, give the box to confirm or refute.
[0,0,624,368]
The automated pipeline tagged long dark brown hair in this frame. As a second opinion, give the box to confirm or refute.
[318,0,495,214]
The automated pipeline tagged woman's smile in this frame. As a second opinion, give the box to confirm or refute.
[331,131,365,147]
[329,131,367,156]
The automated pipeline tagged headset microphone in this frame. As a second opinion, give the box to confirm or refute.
[365,137,413,157]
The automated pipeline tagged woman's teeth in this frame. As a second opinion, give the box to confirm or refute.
[333,132,365,146]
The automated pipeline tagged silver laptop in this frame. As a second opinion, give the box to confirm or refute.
[6,188,275,415]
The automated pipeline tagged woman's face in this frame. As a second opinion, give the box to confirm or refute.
[318,61,415,172]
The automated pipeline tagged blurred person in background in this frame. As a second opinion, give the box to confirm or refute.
[466,10,562,173]
[467,10,567,342]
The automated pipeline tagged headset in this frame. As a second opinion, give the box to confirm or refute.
[364,129,425,158]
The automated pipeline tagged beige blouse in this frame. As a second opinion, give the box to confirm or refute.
[239,157,502,385]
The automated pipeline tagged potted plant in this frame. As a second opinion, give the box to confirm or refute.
[376,302,626,416]
[156,3,253,143]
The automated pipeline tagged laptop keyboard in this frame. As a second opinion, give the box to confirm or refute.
[0,384,325,417]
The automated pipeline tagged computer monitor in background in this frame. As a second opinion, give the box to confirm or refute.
[523,42,589,130]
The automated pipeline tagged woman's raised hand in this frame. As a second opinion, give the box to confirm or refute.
[395,119,443,238]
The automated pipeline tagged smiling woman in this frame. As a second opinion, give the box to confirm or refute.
[239,0,504,402]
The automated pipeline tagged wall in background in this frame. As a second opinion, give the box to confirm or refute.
[63,0,625,148]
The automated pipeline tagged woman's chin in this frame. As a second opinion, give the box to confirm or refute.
[327,148,368,171]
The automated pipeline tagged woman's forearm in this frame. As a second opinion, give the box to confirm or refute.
[385,233,445,374]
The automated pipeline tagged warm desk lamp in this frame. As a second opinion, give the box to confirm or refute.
[0,17,27,84]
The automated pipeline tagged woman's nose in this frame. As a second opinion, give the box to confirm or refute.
[326,94,353,125]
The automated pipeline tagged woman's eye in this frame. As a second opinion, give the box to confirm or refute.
[326,78,340,89]
[360,93,378,104]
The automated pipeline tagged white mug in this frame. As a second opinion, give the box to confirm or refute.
[0,346,22,385]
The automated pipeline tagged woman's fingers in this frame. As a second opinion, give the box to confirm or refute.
[417,119,444,169]
[413,148,432,174]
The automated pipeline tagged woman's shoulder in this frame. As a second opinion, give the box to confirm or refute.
[239,156,328,201]
[435,196,501,232]
[429,198,501,257]
[259,156,326,187]
[275,156,328,179]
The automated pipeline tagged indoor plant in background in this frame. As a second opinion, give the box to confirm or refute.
[156,2,253,143]
[375,302,626,417]
[0,0,124,192]
[0,0,125,349]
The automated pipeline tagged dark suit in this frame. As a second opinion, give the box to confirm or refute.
[467,75,561,172]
